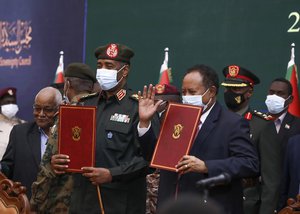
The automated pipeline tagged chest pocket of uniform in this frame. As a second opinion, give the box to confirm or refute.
[105,120,132,152]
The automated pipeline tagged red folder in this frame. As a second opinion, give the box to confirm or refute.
[58,105,96,172]
[150,103,202,171]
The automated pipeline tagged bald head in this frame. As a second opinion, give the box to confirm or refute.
[35,87,62,105]
[33,87,62,133]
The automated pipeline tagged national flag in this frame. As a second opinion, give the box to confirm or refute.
[54,51,64,83]
[158,47,172,85]
[285,43,300,117]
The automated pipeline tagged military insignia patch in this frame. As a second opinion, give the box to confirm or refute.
[107,132,113,139]
[8,89,13,95]
[110,113,130,123]
[155,84,165,94]
[116,89,126,101]
[172,124,184,139]
[106,43,118,58]
[72,126,81,141]
[235,95,241,104]
[229,65,239,77]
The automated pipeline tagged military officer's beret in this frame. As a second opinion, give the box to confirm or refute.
[155,84,180,95]
[0,87,17,100]
[94,43,134,64]
[64,63,97,83]
[221,65,260,87]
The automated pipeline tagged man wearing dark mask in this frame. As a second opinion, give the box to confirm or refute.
[157,64,259,214]
[221,65,265,214]
[48,43,161,214]
[221,65,260,117]
[0,87,25,160]
[257,78,300,214]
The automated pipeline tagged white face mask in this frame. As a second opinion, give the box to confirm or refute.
[96,65,126,91]
[182,88,210,110]
[1,104,19,119]
[265,94,289,114]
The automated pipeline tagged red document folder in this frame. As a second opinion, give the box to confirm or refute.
[150,103,202,171]
[58,105,96,172]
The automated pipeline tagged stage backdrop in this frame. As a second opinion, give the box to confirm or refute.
[85,0,300,111]
[0,0,87,121]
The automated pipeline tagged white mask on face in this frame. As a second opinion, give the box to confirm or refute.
[182,88,210,110]
[96,65,126,91]
[265,94,289,114]
[1,104,19,119]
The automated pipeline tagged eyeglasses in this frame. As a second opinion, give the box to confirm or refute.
[33,105,58,114]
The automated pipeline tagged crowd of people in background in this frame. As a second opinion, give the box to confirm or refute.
[0,43,299,214]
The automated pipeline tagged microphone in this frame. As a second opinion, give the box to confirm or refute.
[196,172,231,189]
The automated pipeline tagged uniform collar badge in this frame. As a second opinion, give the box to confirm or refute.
[116,89,126,101]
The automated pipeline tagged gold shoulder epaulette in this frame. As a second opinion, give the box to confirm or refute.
[79,92,99,101]
[253,110,273,121]
[130,94,140,101]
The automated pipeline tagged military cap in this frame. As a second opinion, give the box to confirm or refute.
[94,43,134,64]
[64,63,97,83]
[155,84,180,95]
[221,65,260,87]
[0,87,16,100]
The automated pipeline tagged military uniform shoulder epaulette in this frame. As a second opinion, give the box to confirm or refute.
[78,92,99,101]
[130,93,139,101]
[253,110,274,121]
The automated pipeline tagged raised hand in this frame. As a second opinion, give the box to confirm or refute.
[138,84,163,128]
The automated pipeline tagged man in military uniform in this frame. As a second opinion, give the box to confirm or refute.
[44,44,161,214]
[221,65,260,118]
[30,63,98,213]
[221,65,265,214]
[0,87,25,159]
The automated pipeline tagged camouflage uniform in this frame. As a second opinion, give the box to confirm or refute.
[30,93,95,213]
[146,169,160,214]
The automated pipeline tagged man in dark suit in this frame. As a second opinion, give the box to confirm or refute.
[278,134,300,210]
[258,78,300,214]
[157,64,259,214]
[0,86,62,198]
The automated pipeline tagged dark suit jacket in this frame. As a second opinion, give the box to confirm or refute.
[158,102,259,214]
[0,122,41,198]
[278,134,300,210]
[258,112,300,213]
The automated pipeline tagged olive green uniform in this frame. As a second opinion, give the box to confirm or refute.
[69,87,159,214]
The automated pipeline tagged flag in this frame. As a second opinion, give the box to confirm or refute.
[158,47,172,85]
[54,51,64,83]
[285,43,300,117]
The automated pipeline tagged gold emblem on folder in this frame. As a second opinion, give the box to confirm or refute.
[172,124,184,139]
[72,126,81,141]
